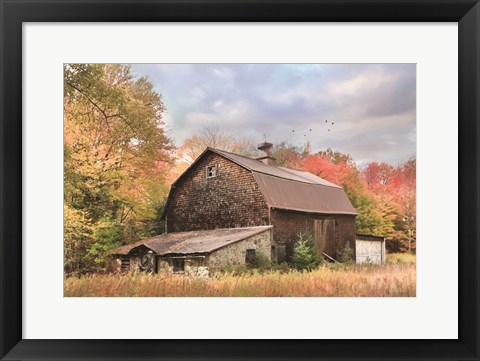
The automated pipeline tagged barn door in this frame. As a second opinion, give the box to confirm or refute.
[311,219,336,256]
[355,240,383,264]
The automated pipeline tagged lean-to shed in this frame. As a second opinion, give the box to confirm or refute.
[111,226,272,276]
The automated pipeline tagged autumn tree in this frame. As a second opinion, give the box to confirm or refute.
[317,148,355,167]
[362,159,416,252]
[64,64,173,274]
[270,141,310,168]
[170,125,258,182]
[178,125,258,162]
[64,204,94,275]
[301,152,394,237]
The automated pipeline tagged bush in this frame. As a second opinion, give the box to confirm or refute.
[291,232,321,271]
[249,251,271,270]
[337,241,354,263]
[270,260,292,274]
[221,251,294,276]
[220,263,248,276]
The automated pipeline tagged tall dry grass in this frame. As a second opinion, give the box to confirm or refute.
[386,252,416,264]
[64,260,415,297]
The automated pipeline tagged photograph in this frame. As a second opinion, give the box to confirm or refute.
[63,63,416,297]
[2,0,478,358]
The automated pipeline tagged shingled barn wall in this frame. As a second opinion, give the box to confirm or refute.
[271,209,356,260]
[166,152,270,232]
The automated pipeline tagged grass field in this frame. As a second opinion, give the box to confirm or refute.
[64,254,415,297]
[385,252,416,264]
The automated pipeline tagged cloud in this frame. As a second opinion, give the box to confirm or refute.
[132,63,416,165]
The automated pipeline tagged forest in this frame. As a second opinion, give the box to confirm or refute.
[64,64,416,275]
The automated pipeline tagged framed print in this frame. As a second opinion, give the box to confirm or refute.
[1,0,479,360]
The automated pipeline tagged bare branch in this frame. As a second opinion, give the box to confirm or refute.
[65,80,113,133]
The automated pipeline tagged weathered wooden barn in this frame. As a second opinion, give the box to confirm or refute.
[163,142,358,262]
[112,142,385,274]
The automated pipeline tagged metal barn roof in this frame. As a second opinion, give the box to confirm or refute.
[211,149,357,215]
[165,147,357,217]
[111,226,272,256]
[253,173,357,215]
[212,149,341,188]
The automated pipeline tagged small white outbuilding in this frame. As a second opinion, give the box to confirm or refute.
[355,234,386,264]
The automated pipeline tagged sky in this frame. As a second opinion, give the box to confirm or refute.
[132,64,416,166]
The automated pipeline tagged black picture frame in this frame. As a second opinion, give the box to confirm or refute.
[1,1,479,360]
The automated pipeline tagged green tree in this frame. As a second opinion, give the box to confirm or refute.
[337,241,354,263]
[86,219,123,273]
[291,232,321,271]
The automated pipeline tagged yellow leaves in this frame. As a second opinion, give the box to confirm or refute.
[64,204,94,273]
[64,64,174,225]
[64,204,92,231]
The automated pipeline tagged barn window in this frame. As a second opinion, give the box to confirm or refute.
[245,249,256,266]
[173,258,185,272]
[206,165,217,178]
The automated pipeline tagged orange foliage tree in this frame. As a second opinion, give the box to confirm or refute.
[301,154,395,238]
[363,159,416,252]
[64,64,174,274]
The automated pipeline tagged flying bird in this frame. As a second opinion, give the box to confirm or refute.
[331,122,334,125]
[328,129,331,132]
[325,120,328,123]
[309,129,312,131]
[292,130,295,132]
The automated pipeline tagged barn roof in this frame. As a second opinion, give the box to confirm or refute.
[212,149,341,188]
[212,149,356,215]
[165,147,357,216]
[111,226,272,256]
[253,173,356,215]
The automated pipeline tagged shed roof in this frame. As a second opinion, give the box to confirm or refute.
[111,226,272,256]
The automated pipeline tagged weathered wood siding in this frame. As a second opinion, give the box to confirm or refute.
[271,209,356,260]
[166,152,270,232]
[310,218,336,256]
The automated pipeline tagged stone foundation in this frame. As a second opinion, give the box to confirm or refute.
[207,229,271,272]
[157,257,210,277]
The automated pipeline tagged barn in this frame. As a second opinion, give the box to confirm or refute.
[112,141,385,274]
[164,142,359,262]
